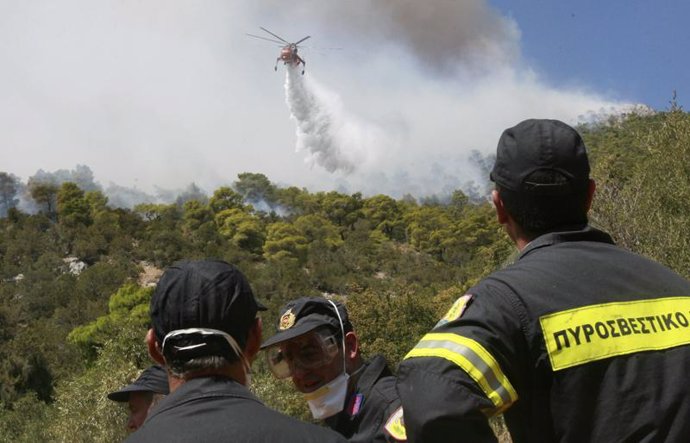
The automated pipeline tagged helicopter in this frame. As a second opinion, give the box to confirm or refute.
[247,27,311,75]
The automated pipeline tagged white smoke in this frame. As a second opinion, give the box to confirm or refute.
[284,64,390,174]
[250,0,520,74]
[0,1,657,200]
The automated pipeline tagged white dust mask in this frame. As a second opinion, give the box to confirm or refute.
[303,371,350,419]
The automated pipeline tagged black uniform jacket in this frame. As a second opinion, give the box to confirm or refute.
[397,227,690,443]
[126,375,347,443]
[325,355,406,442]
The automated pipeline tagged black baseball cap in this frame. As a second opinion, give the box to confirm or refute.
[150,260,266,351]
[260,297,352,349]
[490,119,590,195]
[107,365,169,402]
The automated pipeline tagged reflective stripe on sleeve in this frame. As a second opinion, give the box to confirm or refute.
[404,332,518,414]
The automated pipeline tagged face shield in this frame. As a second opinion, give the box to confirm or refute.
[265,328,340,379]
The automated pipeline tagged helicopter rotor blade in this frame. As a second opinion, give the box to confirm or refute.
[301,45,342,51]
[246,33,286,45]
[295,35,311,45]
[259,27,288,43]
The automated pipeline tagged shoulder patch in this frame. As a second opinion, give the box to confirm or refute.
[435,294,474,328]
[384,406,407,441]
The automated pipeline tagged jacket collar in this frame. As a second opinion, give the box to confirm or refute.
[352,355,391,401]
[518,225,614,260]
[325,355,392,428]
[146,376,260,423]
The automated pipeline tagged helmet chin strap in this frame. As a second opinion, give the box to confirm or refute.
[327,300,347,374]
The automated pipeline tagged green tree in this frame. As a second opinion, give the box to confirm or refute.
[263,222,309,262]
[316,191,363,229]
[441,203,505,268]
[347,286,439,365]
[68,283,151,360]
[362,194,405,240]
[57,182,92,227]
[181,200,223,256]
[274,186,315,215]
[0,172,20,218]
[294,214,343,249]
[449,189,469,216]
[209,186,244,213]
[234,173,277,206]
[215,208,265,254]
[28,180,59,220]
[589,109,690,277]
[403,205,454,259]
[134,203,188,265]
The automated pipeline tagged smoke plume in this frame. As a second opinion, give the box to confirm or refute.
[285,66,352,173]
[0,1,647,200]
[251,0,520,74]
[285,65,390,174]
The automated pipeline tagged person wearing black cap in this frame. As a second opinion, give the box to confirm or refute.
[126,259,346,443]
[262,297,406,442]
[396,119,690,442]
[108,365,169,432]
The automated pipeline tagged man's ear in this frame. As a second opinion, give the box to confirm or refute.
[492,189,509,225]
[244,317,263,362]
[344,331,358,360]
[146,328,166,365]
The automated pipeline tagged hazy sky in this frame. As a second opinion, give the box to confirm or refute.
[1,0,680,199]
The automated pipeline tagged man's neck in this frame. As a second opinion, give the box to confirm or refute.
[167,365,246,393]
[515,237,531,251]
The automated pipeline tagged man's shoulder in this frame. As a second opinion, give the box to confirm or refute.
[129,396,346,442]
[259,406,349,441]
[368,371,399,405]
[358,355,399,405]
[351,365,404,443]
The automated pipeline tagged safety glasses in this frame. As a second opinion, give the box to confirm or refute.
[265,329,340,379]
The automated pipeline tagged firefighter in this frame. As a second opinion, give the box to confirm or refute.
[397,119,690,442]
[107,365,169,432]
[262,297,406,442]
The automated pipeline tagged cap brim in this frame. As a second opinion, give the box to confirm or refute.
[260,321,322,349]
[108,384,148,402]
[108,365,170,402]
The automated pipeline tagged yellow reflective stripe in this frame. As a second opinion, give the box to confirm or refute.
[405,332,518,413]
[541,296,690,371]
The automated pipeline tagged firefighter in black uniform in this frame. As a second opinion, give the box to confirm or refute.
[127,260,346,443]
[397,119,690,443]
[107,364,169,432]
[262,297,407,442]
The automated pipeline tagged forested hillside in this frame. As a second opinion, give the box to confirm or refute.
[1,109,689,441]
